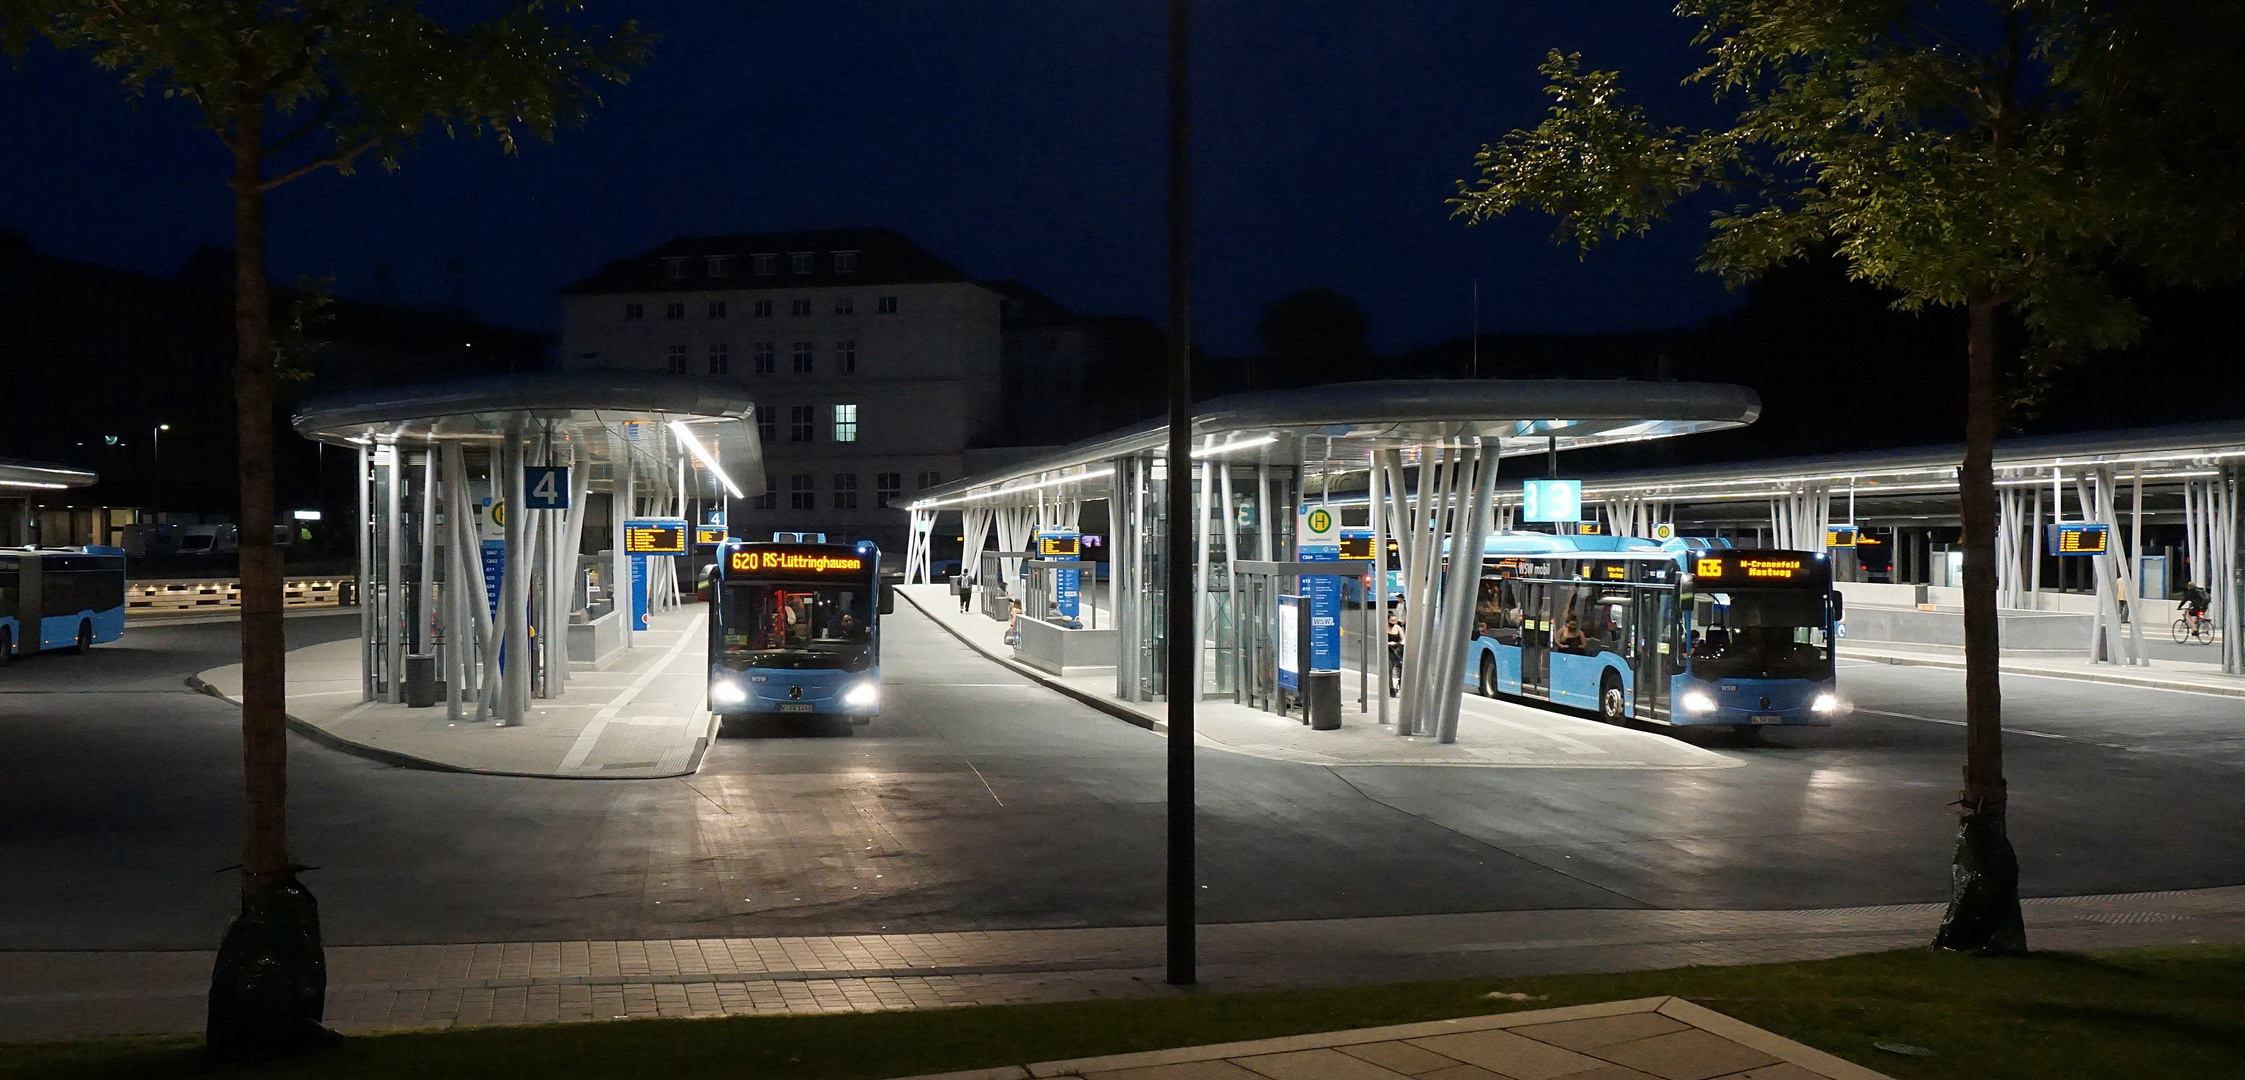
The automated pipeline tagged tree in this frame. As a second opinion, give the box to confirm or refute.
[2,1,649,1056]
[1454,0,2243,953]
[1258,287,1371,385]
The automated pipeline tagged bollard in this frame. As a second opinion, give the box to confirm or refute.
[1305,670,1342,730]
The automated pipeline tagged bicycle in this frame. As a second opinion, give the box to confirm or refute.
[2172,610,2214,645]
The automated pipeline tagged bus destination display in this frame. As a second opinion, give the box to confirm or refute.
[1692,553,1819,585]
[622,519,687,555]
[728,546,868,576]
[2047,522,2109,556]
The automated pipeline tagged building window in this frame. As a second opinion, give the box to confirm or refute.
[791,341,814,373]
[755,405,775,443]
[789,405,815,443]
[917,470,942,489]
[789,473,815,510]
[708,342,729,375]
[753,299,774,318]
[624,302,644,320]
[791,252,814,275]
[876,472,902,508]
[834,251,859,273]
[664,257,689,280]
[877,296,898,314]
[753,342,775,374]
[832,403,857,443]
[753,473,777,511]
[706,255,730,278]
[754,253,777,276]
[707,300,728,318]
[790,298,813,316]
[665,301,686,320]
[836,340,857,374]
[832,473,858,510]
[666,344,688,375]
[834,296,854,316]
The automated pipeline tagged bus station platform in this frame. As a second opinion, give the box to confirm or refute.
[897,585,1734,771]
[190,609,715,779]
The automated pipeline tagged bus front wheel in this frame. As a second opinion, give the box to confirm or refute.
[1598,672,1627,724]
[72,621,92,655]
[0,627,11,666]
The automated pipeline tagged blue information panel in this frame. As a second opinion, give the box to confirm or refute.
[480,539,505,618]
[1035,528,1082,621]
[1297,505,1341,672]
[1521,479,1583,523]
[1277,594,1301,692]
[524,467,570,510]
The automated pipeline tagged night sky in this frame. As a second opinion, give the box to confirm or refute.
[1,2,1737,356]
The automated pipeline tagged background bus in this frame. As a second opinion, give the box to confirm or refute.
[705,540,891,724]
[0,546,127,663]
[1465,535,1845,728]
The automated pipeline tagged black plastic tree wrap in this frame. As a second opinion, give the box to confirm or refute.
[1932,807,2028,954]
[206,873,332,1059]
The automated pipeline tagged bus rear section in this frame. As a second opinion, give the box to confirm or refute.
[707,541,884,722]
[0,547,127,661]
[1672,550,1847,727]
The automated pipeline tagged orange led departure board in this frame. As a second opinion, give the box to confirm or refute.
[1691,552,1822,586]
[622,520,687,554]
[726,545,869,577]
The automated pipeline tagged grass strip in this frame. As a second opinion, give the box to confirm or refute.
[6,944,2241,1080]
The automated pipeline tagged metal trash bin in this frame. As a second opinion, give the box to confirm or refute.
[1304,670,1342,730]
[404,653,439,708]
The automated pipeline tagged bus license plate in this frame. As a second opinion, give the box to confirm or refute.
[1750,714,1784,725]
[780,703,815,714]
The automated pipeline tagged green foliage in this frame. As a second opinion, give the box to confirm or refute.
[1453,0,2245,370]
[0,0,653,188]
[272,275,336,382]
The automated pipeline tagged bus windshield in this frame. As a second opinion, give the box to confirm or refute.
[1688,589,1830,680]
[720,582,873,671]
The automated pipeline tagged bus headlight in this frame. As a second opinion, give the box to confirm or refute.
[843,682,879,709]
[709,679,747,708]
[1680,690,1718,715]
[1811,692,1846,715]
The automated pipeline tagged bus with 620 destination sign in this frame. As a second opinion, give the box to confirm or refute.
[705,539,892,725]
[1465,534,1848,730]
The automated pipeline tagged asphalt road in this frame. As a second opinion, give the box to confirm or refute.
[3,605,2242,952]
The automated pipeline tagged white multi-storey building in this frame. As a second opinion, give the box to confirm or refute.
[560,230,1007,553]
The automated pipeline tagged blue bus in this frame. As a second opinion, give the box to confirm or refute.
[0,546,127,664]
[1465,535,1846,728]
[705,540,890,724]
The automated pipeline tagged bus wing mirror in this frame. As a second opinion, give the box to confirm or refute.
[1829,590,1844,621]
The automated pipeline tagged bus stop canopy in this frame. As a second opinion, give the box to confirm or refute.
[0,457,98,491]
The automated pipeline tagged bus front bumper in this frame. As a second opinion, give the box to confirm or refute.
[710,669,880,716]
[1670,678,1847,727]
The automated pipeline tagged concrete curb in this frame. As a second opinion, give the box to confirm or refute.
[184,671,705,781]
[900,589,1161,733]
[1842,646,2245,697]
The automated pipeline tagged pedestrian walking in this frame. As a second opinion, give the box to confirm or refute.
[957,568,976,613]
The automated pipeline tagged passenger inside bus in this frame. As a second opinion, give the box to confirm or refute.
[1554,609,1588,652]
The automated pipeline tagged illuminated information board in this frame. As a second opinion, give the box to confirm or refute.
[2047,522,2109,556]
[1691,553,1825,587]
[1037,534,1081,558]
[1825,524,1859,548]
[1339,534,1375,560]
[726,545,870,577]
[622,519,687,555]
[694,525,728,547]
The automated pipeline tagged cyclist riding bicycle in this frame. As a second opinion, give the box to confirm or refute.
[2181,581,2211,622]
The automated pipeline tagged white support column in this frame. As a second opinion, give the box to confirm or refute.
[1369,450,1389,726]
[501,426,531,724]
[358,444,374,703]
[384,440,405,703]
[1218,460,1238,703]
[1436,439,1499,743]
[418,445,439,658]
[1192,455,1214,700]
[2129,464,2145,665]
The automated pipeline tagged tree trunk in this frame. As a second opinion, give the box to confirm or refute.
[206,102,331,1059]
[1933,296,2027,954]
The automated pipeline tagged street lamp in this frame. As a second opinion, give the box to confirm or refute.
[153,423,170,464]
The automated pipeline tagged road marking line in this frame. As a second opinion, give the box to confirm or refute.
[561,612,706,771]
[964,760,1005,807]
[1855,708,2070,740]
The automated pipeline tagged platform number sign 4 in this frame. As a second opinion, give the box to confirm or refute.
[524,467,570,510]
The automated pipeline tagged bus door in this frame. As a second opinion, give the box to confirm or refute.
[1631,586,1675,720]
[1520,580,1549,696]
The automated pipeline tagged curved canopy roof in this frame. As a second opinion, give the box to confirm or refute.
[293,370,761,498]
[909,378,1760,510]
[0,457,98,491]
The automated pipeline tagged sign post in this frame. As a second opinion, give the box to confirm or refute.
[1297,505,1343,729]
[1521,479,1583,528]
[523,467,570,510]
[623,518,688,631]
[1034,528,1083,622]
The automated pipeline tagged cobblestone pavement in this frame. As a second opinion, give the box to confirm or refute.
[7,885,2239,1041]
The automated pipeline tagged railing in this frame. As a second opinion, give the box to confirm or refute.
[125,577,355,615]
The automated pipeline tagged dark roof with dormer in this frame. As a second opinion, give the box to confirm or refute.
[558,228,979,295]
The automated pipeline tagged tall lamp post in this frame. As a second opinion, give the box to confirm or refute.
[1164,0,1196,988]
[153,423,171,464]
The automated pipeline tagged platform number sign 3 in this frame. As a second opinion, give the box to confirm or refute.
[524,467,570,510]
